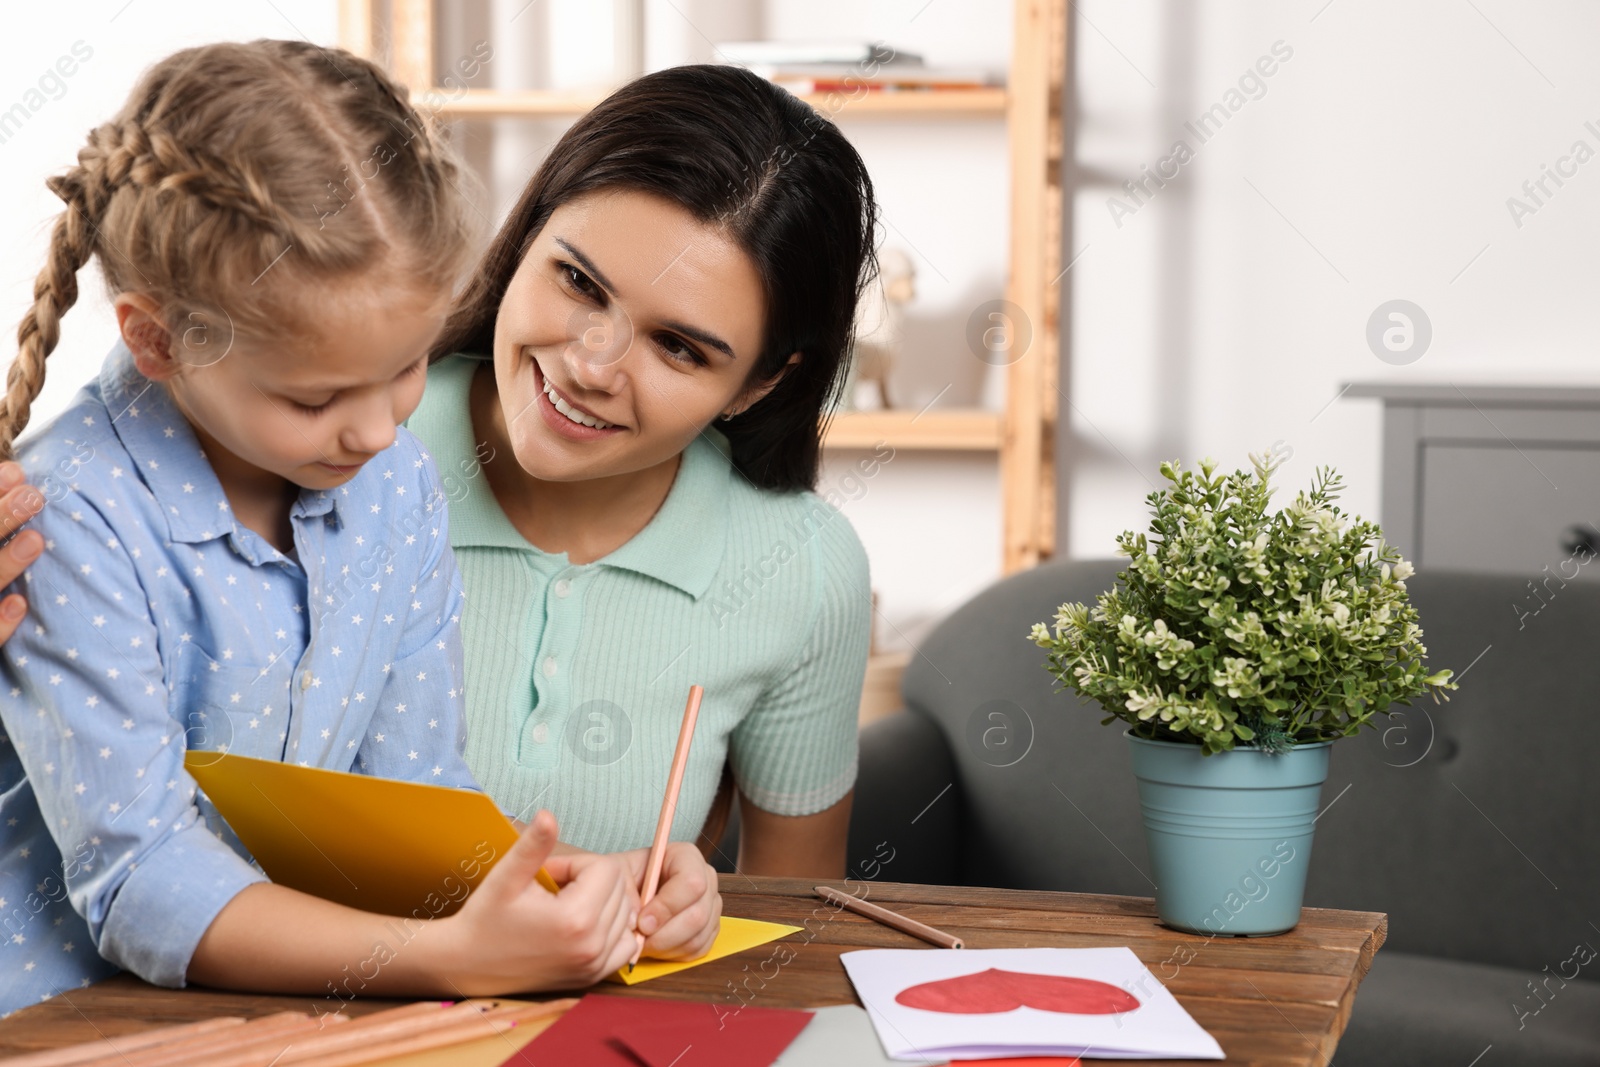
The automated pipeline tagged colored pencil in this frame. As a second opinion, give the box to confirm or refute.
[285,1000,574,1067]
[21,999,576,1067]
[815,884,965,949]
[630,683,705,968]
[1,1017,249,1067]
[197,1000,471,1067]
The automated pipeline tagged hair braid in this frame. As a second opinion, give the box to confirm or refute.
[0,134,118,460]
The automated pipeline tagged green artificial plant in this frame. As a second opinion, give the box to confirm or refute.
[1031,450,1455,754]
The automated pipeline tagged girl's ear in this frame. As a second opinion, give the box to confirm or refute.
[113,293,179,381]
[724,352,802,419]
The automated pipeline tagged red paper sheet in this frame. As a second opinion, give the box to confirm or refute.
[505,993,813,1067]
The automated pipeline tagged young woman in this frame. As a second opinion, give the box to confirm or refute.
[407,64,878,878]
[0,40,716,1016]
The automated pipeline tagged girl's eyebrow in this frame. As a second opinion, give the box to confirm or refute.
[553,236,737,361]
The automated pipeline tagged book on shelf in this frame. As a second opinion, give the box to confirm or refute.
[715,40,924,68]
[765,69,1002,93]
[716,39,1002,93]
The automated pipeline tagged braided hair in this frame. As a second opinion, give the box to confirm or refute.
[1,40,475,458]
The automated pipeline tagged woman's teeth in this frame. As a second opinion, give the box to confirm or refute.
[543,376,616,429]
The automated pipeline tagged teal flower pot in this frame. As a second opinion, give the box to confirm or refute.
[1126,731,1331,937]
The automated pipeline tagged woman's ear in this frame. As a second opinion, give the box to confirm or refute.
[723,352,802,419]
[112,293,179,381]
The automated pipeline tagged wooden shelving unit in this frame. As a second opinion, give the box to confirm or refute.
[343,0,1065,574]
[823,409,1001,451]
[418,85,1008,120]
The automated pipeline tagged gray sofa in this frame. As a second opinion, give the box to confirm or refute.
[843,559,1600,1066]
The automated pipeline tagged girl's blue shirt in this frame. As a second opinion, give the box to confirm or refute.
[0,344,477,1015]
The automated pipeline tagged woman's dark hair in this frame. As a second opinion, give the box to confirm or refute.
[434,64,877,492]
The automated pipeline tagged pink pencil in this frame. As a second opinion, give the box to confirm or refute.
[630,683,705,968]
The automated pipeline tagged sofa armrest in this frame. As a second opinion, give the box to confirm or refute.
[847,709,964,887]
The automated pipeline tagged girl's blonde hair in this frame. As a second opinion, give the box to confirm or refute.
[2,39,475,459]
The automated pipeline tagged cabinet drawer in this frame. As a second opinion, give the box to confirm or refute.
[1419,443,1600,576]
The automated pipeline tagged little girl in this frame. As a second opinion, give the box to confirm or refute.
[0,40,716,1015]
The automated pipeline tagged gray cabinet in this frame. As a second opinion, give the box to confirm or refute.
[1349,383,1600,583]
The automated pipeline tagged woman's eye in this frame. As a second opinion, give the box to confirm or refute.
[655,333,705,366]
[560,263,600,300]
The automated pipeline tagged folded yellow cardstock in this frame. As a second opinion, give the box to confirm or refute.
[606,916,803,985]
[183,752,798,982]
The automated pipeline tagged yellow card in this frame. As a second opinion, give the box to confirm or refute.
[184,750,555,919]
[607,917,803,985]
[184,751,798,982]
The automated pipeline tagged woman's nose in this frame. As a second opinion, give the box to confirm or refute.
[564,306,634,391]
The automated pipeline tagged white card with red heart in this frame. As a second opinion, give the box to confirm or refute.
[840,947,1225,1061]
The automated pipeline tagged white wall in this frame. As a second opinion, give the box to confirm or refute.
[0,2,337,441]
[1069,0,1600,560]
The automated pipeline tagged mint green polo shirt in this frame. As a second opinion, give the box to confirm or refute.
[406,355,871,853]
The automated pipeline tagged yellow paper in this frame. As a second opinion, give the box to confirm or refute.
[607,916,803,985]
[185,752,798,982]
[184,751,556,919]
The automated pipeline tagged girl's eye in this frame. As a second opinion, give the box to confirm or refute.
[291,398,334,416]
[654,333,706,367]
[400,358,426,378]
[559,262,601,300]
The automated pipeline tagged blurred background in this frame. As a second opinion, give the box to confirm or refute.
[3,0,1597,687]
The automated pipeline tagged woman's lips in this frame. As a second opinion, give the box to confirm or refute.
[532,360,624,442]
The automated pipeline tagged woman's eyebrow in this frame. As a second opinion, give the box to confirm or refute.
[554,238,619,295]
[659,318,736,360]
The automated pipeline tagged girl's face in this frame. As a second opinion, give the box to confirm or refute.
[159,280,449,491]
[490,189,777,483]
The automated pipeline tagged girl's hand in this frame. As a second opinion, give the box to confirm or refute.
[621,842,722,961]
[0,461,45,643]
[434,810,639,992]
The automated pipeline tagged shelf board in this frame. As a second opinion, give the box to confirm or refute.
[823,409,1003,451]
[417,86,1007,121]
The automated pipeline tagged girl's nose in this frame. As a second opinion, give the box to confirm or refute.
[339,393,397,457]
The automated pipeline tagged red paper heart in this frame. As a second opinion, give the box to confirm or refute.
[895,968,1141,1015]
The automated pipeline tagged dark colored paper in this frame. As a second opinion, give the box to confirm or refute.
[506,993,812,1067]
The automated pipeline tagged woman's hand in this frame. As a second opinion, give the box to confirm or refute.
[433,810,640,992]
[0,461,45,643]
[620,841,721,961]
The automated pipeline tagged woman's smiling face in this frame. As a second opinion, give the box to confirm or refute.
[490,188,776,482]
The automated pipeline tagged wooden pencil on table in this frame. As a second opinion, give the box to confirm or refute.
[815,884,965,949]
[196,1000,479,1067]
[630,682,705,969]
[29,1011,339,1067]
[2,1016,249,1067]
[28,999,577,1067]
[285,1000,575,1067]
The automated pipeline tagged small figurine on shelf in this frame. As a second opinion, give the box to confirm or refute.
[844,246,915,410]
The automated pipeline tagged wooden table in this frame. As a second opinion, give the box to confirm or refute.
[0,876,1384,1067]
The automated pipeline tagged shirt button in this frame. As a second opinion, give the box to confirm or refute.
[299,672,313,691]
[552,578,572,599]
[541,656,558,678]
[532,723,549,744]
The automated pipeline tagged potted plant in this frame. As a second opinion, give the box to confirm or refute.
[1031,451,1453,936]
